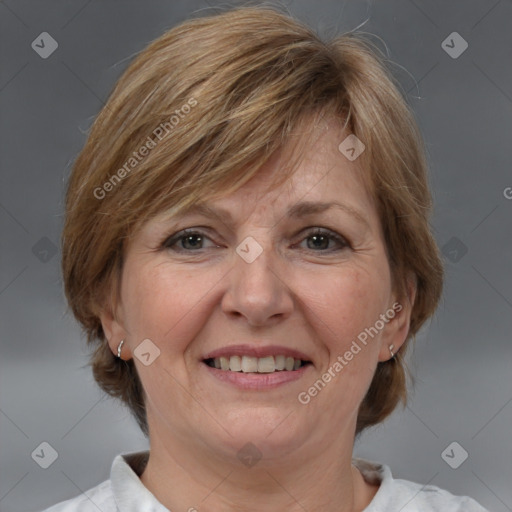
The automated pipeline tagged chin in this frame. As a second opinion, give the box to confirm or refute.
[215,407,305,457]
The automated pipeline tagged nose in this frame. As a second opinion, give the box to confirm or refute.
[221,239,294,327]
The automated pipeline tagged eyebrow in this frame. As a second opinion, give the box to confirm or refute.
[173,200,369,229]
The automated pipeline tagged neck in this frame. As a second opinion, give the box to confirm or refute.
[138,423,377,512]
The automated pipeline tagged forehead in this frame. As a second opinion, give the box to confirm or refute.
[166,121,375,225]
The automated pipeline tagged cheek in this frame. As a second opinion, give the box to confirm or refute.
[296,264,389,357]
[119,263,207,404]
[294,267,389,422]
[120,260,223,348]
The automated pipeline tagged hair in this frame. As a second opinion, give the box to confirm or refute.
[61,4,444,438]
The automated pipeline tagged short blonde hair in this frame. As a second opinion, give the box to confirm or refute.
[62,5,444,437]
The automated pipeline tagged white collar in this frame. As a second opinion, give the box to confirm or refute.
[110,450,390,511]
[111,450,168,511]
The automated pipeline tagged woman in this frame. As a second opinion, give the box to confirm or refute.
[45,5,488,511]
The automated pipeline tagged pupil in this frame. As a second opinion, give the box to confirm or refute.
[182,234,329,250]
[184,235,201,249]
[309,235,327,250]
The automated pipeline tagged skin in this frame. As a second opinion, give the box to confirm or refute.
[100,117,416,512]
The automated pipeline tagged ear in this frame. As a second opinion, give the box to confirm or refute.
[99,302,131,360]
[377,273,417,362]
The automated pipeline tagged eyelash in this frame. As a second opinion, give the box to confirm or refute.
[161,227,350,253]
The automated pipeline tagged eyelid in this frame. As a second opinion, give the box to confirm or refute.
[161,227,219,250]
[296,227,351,249]
[161,225,351,252]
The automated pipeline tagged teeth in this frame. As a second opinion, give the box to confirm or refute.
[229,355,241,372]
[275,355,285,370]
[241,356,258,373]
[208,355,307,373]
[258,356,275,373]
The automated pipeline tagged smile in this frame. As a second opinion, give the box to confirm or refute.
[204,355,312,373]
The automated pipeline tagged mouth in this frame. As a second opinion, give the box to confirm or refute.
[203,355,313,373]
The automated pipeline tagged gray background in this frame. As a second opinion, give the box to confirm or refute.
[0,1,511,511]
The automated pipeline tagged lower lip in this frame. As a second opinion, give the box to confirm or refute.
[201,362,312,390]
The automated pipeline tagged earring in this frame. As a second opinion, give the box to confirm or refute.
[117,339,125,358]
[389,344,395,358]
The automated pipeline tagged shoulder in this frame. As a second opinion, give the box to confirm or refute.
[384,477,489,512]
[353,458,489,512]
[40,450,155,512]
[40,479,116,512]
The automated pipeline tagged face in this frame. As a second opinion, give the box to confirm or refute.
[101,117,413,466]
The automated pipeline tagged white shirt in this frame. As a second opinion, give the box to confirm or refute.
[41,450,489,512]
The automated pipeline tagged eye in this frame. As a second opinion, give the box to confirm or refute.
[161,227,350,253]
[162,228,219,252]
[297,228,350,252]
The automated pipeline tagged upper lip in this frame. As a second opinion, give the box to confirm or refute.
[202,344,312,362]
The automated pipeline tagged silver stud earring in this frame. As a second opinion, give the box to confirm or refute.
[389,344,395,358]
[117,339,125,358]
